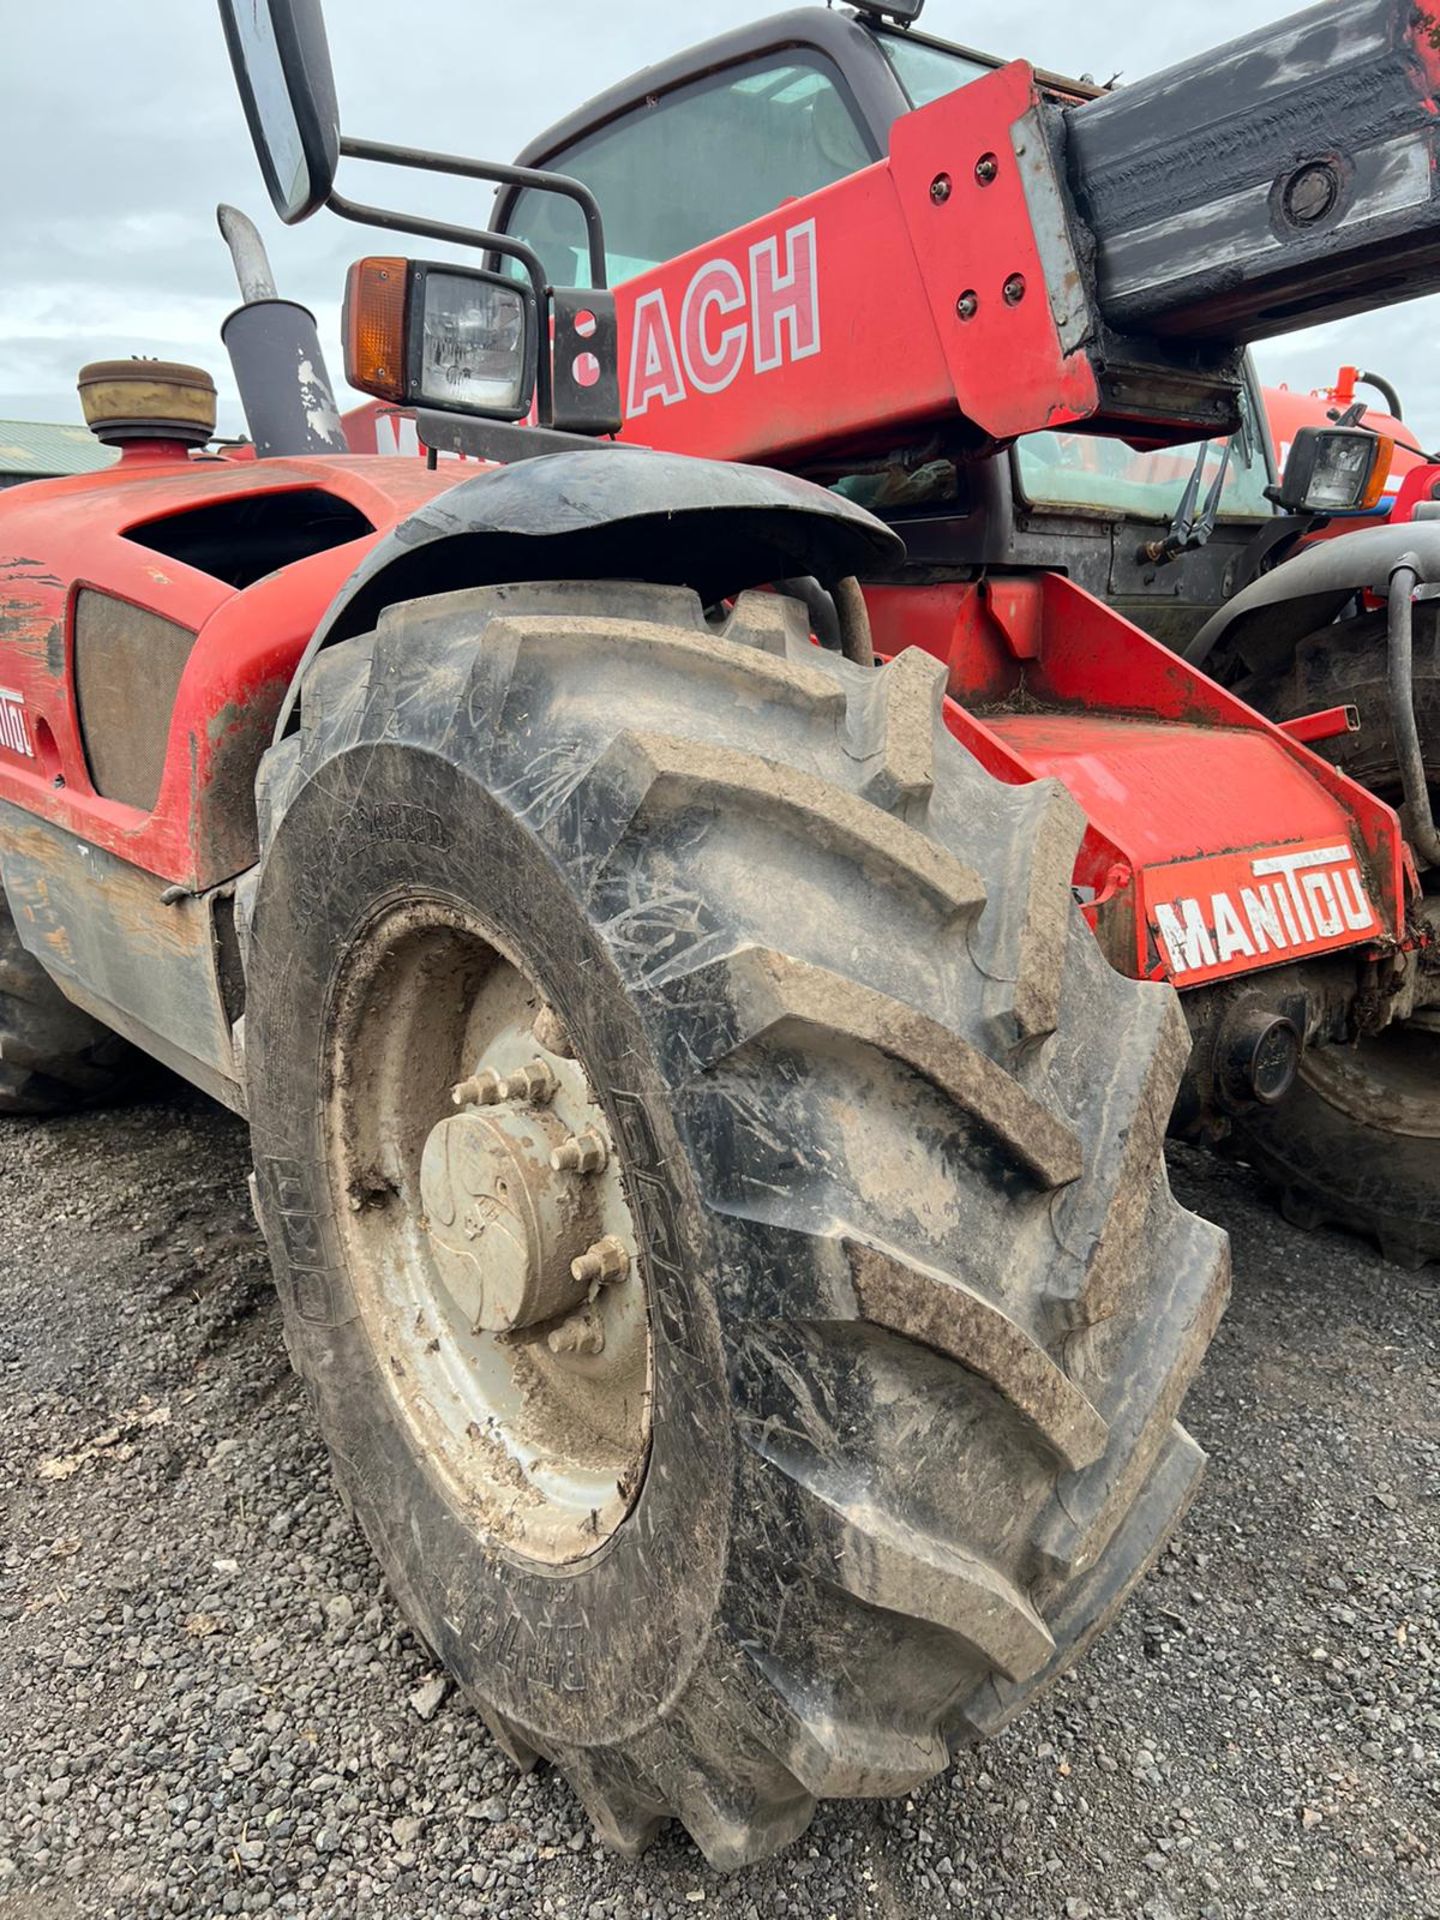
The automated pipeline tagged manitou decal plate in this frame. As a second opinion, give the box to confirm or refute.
[0,686,34,759]
[1145,840,1378,986]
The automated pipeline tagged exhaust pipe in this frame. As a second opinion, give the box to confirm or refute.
[217,205,348,458]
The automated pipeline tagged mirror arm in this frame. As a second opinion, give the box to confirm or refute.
[338,136,608,291]
[325,190,555,425]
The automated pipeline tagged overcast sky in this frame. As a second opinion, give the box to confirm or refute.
[3,0,1439,446]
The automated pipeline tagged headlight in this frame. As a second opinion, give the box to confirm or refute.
[343,256,536,422]
[1274,424,1394,515]
[416,270,529,415]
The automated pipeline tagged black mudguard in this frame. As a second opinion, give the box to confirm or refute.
[1186,519,1440,670]
[274,447,903,739]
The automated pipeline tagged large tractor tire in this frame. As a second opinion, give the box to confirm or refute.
[1231,604,1440,1265]
[0,888,138,1114]
[244,580,1228,1867]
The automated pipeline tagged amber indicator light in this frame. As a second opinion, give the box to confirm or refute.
[1360,435,1396,512]
[343,257,410,403]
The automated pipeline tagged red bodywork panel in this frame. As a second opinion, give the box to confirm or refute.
[867,575,1407,984]
[1384,460,1440,525]
[0,448,457,890]
[610,63,1096,467]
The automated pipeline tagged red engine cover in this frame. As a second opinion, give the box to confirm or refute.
[0,447,457,890]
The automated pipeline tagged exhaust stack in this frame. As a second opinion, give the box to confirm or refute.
[217,205,348,459]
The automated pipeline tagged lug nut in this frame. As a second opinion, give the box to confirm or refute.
[498,1059,560,1106]
[929,171,952,204]
[571,1236,630,1289]
[452,1069,504,1108]
[956,289,979,321]
[550,1127,609,1175]
[547,1306,606,1357]
[1003,272,1027,305]
[532,1003,575,1059]
[452,1058,560,1107]
[974,152,998,185]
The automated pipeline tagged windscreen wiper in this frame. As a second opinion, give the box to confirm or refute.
[1141,436,1234,565]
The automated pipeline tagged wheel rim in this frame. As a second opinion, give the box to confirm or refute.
[1299,1022,1440,1140]
[325,896,651,1566]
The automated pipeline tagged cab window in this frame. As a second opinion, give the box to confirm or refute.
[878,34,990,107]
[504,55,875,288]
[1013,391,1275,523]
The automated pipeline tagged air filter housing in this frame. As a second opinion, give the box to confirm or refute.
[77,360,217,447]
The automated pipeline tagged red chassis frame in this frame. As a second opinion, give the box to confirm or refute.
[0,59,1412,1007]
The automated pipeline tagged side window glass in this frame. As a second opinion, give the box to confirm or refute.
[1014,388,1276,523]
[505,56,874,287]
[880,36,990,108]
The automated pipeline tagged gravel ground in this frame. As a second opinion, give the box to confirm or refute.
[0,1087,1436,1920]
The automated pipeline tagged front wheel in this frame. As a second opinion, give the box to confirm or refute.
[246,580,1227,1866]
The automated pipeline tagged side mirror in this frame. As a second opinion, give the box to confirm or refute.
[343,258,539,422]
[217,0,339,224]
[1273,425,1394,515]
[215,0,623,435]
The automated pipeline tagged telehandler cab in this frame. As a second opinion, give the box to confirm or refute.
[0,0,1435,1870]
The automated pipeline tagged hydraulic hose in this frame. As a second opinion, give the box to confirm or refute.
[774,576,876,666]
[774,577,842,652]
[833,576,877,670]
[1359,370,1404,422]
[1387,558,1440,869]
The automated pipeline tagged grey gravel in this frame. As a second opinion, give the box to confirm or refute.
[406,1677,447,1725]
[0,1089,1437,1918]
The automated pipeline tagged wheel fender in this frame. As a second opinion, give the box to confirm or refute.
[1187,519,1440,669]
[274,447,904,740]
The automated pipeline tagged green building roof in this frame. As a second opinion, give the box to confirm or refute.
[0,419,118,480]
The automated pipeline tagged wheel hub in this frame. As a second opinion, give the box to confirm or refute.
[420,1100,603,1333]
[328,902,651,1564]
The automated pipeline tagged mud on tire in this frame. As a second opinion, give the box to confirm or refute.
[245,580,1229,1867]
[0,888,138,1114]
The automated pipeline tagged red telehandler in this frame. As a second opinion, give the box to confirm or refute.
[0,0,1436,1870]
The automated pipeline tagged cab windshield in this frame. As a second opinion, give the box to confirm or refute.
[1014,400,1275,523]
[504,55,875,289]
[878,33,990,104]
